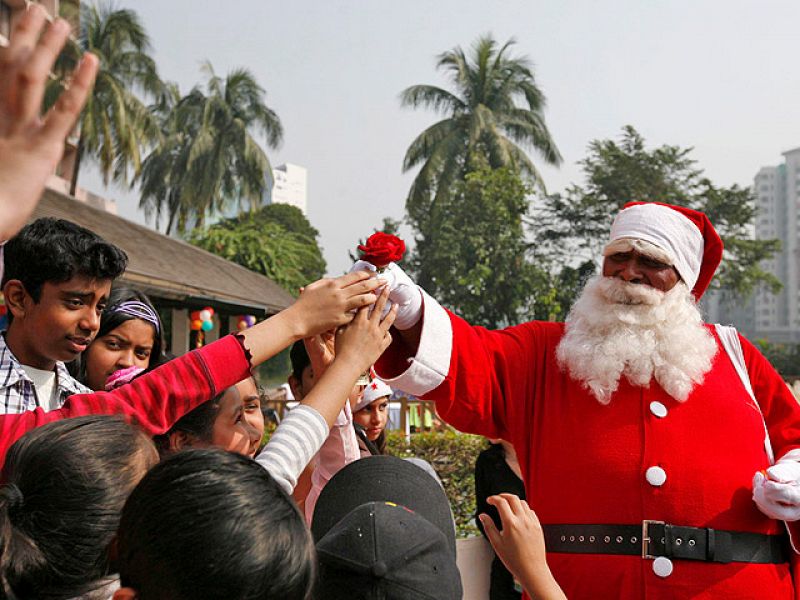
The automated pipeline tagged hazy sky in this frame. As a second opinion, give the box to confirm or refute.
[81,0,800,276]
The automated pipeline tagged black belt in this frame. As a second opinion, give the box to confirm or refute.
[543,522,790,564]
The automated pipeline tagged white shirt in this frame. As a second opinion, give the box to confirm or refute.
[21,364,58,411]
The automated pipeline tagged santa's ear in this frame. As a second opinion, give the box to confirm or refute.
[112,588,137,600]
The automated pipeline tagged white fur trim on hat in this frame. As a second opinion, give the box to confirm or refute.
[606,204,703,290]
[355,379,392,413]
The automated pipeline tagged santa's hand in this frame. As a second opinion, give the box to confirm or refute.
[753,462,800,521]
[350,261,422,330]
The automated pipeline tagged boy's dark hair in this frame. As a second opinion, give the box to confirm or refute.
[2,218,128,301]
[117,449,316,600]
[0,416,157,599]
[290,340,310,381]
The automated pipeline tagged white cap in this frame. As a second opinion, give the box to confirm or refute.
[606,203,704,292]
[354,379,392,412]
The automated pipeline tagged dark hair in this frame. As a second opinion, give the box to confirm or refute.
[2,218,128,301]
[0,416,157,599]
[117,449,315,600]
[153,393,224,455]
[290,340,310,381]
[72,286,165,385]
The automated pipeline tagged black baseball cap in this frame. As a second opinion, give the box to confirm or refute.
[311,456,462,600]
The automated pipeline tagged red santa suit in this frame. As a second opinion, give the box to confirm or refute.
[372,203,800,599]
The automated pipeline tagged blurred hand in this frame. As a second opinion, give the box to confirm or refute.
[0,5,99,241]
[290,271,384,338]
[335,287,397,373]
[479,494,566,600]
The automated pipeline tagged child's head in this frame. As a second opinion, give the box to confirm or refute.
[288,340,314,400]
[0,416,157,599]
[114,448,315,600]
[2,218,127,368]
[155,377,265,458]
[80,286,164,391]
[352,379,392,452]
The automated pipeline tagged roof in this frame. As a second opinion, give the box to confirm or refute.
[32,188,294,316]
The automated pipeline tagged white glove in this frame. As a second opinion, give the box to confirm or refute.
[753,461,800,521]
[350,260,422,330]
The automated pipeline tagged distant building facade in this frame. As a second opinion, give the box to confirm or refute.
[269,163,308,215]
[752,148,800,343]
[708,148,800,344]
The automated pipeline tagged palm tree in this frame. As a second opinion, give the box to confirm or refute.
[48,4,163,195]
[400,35,562,217]
[138,62,283,235]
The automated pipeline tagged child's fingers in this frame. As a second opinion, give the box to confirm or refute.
[487,494,515,526]
[380,304,398,333]
[14,18,71,126]
[3,4,48,65]
[41,52,98,141]
[345,277,385,300]
[344,292,378,312]
[497,493,525,516]
[369,287,390,323]
[479,514,503,548]
[335,270,373,289]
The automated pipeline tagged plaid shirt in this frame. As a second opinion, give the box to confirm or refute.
[0,333,90,414]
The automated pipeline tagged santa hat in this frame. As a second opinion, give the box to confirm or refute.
[354,379,393,413]
[605,202,723,299]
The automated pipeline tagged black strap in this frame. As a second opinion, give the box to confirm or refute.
[543,523,790,565]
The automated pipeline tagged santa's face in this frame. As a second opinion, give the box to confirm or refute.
[602,249,681,292]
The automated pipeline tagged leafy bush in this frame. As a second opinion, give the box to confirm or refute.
[386,430,486,537]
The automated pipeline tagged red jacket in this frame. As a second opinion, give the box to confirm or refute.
[0,335,250,465]
[377,299,800,599]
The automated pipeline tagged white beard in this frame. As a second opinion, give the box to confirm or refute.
[555,275,718,404]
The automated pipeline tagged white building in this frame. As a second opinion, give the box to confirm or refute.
[751,148,800,343]
[269,163,308,215]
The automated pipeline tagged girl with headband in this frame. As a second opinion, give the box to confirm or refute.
[77,286,164,391]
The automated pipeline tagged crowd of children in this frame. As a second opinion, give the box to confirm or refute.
[0,7,563,600]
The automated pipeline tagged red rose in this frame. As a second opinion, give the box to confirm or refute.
[358,232,406,267]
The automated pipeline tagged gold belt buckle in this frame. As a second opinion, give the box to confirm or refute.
[642,520,665,559]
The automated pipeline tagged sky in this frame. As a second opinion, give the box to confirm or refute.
[80,0,800,276]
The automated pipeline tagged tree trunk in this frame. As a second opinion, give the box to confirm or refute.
[69,131,84,197]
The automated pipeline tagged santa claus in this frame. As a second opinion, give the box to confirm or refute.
[357,202,800,599]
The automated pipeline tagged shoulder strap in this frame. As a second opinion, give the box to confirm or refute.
[714,324,774,464]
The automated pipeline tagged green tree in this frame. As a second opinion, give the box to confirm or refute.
[412,162,555,328]
[533,126,780,299]
[401,35,561,291]
[189,205,325,295]
[139,62,283,234]
[47,3,163,195]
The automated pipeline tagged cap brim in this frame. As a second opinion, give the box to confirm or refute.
[311,455,456,554]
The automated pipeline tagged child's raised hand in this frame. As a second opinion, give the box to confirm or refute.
[334,287,397,373]
[303,329,336,379]
[290,272,384,338]
[479,494,566,600]
[0,5,99,241]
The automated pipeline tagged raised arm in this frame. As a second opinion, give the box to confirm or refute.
[0,5,99,241]
[257,289,397,494]
[0,273,382,463]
